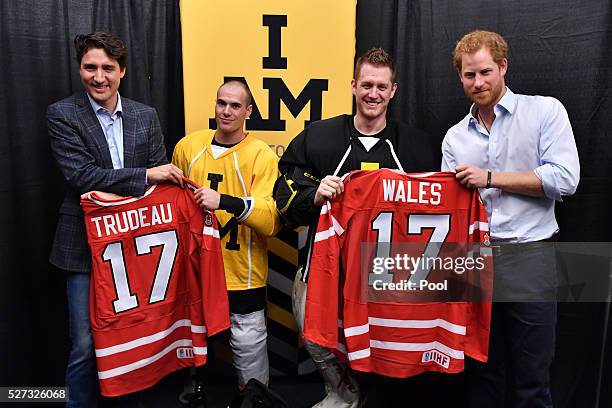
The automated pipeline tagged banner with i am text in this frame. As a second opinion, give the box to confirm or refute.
[180,0,356,156]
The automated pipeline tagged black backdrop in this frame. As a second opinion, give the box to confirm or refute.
[0,0,610,406]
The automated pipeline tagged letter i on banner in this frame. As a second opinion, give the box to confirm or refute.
[180,0,356,376]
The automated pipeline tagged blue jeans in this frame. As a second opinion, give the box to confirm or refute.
[66,273,99,407]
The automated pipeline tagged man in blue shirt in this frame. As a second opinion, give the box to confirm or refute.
[47,31,184,407]
[442,30,579,407]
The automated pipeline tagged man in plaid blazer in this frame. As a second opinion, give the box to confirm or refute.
[47,31,184,407]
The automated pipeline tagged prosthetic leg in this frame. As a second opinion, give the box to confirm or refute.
[292,267,360,408]
[230,309,269,389]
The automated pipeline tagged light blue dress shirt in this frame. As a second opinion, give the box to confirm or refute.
[442,88,580,242]
[87,93,124,169]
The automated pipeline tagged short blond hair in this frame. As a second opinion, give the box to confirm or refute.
[355,47,396,82]
[453,30,508,71]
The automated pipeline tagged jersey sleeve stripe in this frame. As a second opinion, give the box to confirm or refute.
[343,323,370,337]
[331,215,345,236]
[368,317,467,335]
[190,325,207,334]
[347,347,371,361]
[314,227,335,242]
[469,221,489,234]
[192,346,208,355]
[235,197,254,222]
[98,338,198,379]
[203,226,220,238]
[320,201,332,215]
[314,214,344,242]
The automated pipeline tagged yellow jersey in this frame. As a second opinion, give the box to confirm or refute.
[172,129,280,290]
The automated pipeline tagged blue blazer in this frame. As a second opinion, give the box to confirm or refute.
[47,92,168,273]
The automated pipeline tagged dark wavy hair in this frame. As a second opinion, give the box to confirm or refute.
[74,32,128,69]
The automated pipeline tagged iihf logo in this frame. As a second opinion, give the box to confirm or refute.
[177,347,194,359]
[421,349,450,368]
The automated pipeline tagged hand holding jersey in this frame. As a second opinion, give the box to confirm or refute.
[314,175,345,206]
[145,163,185,188]
[194,187,221,210]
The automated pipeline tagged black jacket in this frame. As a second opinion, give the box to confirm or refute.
[275,114,437,228]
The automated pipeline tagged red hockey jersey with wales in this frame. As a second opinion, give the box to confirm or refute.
[81,181,230,396]
[304,169,492,378]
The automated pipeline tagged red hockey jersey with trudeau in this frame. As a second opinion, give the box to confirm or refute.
[81,181,230,397]
[304,169,492,378]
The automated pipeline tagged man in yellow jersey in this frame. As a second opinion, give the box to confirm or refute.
[172,79,280,401]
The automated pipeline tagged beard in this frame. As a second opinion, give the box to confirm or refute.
[468,82,504,108]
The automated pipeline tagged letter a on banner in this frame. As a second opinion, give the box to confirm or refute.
[180,0,356,376]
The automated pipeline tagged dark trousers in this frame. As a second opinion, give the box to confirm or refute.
[468,244,557,408]
[468,302,556,408]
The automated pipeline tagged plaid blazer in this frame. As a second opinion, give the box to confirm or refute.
[47,92,168,273]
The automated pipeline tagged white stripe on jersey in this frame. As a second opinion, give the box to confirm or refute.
[370,340,464,360]
[342,317,467,337]
[95,319,205,357]
[368,317,467,335]
[98,339,202,379]
[187,146,207,178]
[335,340,463,361]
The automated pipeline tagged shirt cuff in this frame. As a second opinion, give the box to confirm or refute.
[533,164,562,202]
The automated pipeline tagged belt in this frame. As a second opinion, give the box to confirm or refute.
[490,236,557,257]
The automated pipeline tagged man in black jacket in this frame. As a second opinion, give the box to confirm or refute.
[274,48,436,407]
